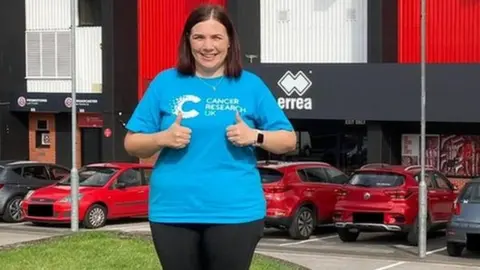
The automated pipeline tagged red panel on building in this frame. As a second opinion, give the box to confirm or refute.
[398,0,480,63]
[138,0,226,99]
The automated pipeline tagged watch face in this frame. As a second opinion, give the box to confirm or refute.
[257,133,264,144]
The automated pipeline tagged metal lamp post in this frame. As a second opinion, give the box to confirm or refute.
[70,0,80,232]
[418,0,428,258]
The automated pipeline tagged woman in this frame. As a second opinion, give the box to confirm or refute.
[124,4,296,270]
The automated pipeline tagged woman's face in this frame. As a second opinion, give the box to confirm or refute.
[189,18,230,76]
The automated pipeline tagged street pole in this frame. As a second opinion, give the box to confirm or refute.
[418,0,427,258]
[70,0,79,232]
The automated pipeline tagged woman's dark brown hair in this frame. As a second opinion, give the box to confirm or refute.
[177,4,242,78]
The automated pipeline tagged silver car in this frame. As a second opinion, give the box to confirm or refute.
[446,179,480,257]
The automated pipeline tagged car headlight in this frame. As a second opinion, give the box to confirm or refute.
[24,190,35,200]
[59,194,84,203]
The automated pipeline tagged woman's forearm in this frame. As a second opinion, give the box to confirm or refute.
[258,130,297,155]
[124,131,167,159]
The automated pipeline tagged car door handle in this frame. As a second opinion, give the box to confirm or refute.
[137,190,145,194]
[306,188,315,192]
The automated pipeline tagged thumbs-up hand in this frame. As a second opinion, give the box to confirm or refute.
[165,112,192,149]
[226,112,256,147]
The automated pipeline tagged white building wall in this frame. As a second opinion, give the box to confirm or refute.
[260,0,368,63]
[25,0,102,93]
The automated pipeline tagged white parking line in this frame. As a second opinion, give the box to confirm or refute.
[374,261,406,270]
[316,234,339,240]
[426,246,447,255]
[278,234,338,246]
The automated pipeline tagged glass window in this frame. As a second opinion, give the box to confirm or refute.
[414,173,435,189]
[256,120,367,173]
[117,169,142,188]
[325,168,349,184]
[143,168,152,185]
[470,184,480,202]
[432,172,453,190]
[48,166,70,180]
[78,0,102,26]
[302,168,329,183]
[258,168,284,183]
[57,167,118,187]
[349,172,405,188]
[23,166,49,180]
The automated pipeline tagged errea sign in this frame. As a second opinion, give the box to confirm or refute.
[277,70,313,110]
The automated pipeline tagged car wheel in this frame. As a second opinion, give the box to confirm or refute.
[288,207,315,240]
[407,216,431,246]
[447,242,464,257]
[337,228,359,242]
[2,196,24,223]
[82,204,107,229]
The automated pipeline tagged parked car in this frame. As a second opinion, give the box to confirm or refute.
[259,160,349,239]
[0,160,70,222]
[446,178,480,257]
[21,162,152,229]
[333,163,458,245]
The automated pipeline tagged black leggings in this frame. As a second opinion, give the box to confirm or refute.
[150,218,264,270]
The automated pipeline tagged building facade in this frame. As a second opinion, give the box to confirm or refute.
[1,0,479,186]
[0,0,138,168]
[227,0,480,186]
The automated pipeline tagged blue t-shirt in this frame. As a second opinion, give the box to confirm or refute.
[126,68,293,224]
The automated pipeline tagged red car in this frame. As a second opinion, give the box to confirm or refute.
[21,162,152,229]
[333,163,458,245]
[259,160,349,239]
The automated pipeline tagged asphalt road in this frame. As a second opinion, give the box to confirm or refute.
[259,227,480,269]
[1,220,479,269]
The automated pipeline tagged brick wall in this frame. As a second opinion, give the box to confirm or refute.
[29,113,82,168]
[29,113,56,163]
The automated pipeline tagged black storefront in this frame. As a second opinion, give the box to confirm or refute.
[0,0,30,160]
[229,0,480,177]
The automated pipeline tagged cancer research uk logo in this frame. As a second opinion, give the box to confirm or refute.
[170,94,247,119]
[277,70,313,110]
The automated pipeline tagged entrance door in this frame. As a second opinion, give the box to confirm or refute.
[81,128,102,166]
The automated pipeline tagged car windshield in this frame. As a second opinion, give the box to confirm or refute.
[460,183,480,203]
[258,168,284,183]
[57,167,118,187]
[348,172,405,188]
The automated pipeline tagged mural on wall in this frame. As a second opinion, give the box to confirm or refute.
[402,134,480,178]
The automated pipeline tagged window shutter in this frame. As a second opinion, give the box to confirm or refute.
[41,32,56,77]
[56,31,71,77]
[26,31,71,78]
[26,32,41,77]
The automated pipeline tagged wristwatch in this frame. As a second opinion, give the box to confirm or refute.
[254,130,264,146]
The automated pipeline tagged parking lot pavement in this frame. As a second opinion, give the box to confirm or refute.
[259,228,448,257]
[0,229,63,247]
[258,228,480,268]
[258,251,480,270]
